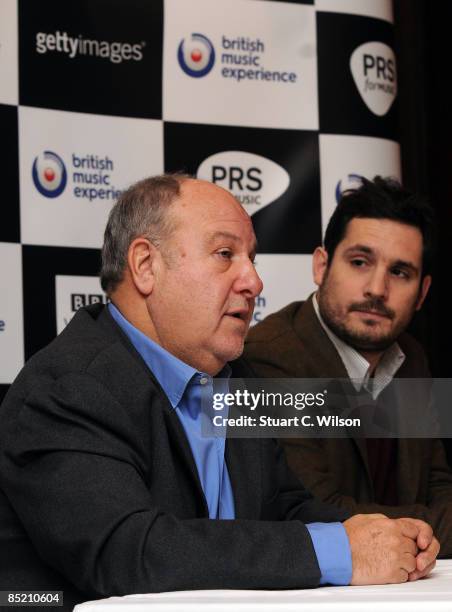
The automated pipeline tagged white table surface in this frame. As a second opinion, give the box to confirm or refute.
[74,559,452,612]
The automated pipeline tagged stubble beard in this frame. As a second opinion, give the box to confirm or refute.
[317,283,404,354]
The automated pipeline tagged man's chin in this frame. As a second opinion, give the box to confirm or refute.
[318,297,401,353]
[345,332,395,353]
[331,322,396,353]
[217,340,245,365]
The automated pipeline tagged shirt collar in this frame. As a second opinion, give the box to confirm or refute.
[108,302,230,407]
[312,293,405,399]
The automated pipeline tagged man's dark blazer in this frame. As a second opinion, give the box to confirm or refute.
[244,297,452,557]
[0,304,347,610]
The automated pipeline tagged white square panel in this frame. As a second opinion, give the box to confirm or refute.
[55,275,106,335]
[164,0,318,129]
[0,243,23,383]
[315,0,393,23]
[319,134,401,238]
[0,0,18,105]
[252,254,316,324]
[19,106,164,248]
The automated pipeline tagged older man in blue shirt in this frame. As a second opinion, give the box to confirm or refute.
[0,175,439,610]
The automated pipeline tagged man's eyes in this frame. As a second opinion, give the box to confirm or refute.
[391,267,410,279]
[216,249,233,260]
[350,258,367,267]
[349,258,410,279]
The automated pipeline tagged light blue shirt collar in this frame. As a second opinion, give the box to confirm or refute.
[108,302,230,407]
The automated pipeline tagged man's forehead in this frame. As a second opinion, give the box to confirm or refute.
[206,229,258,252]
[179,178,239,208]
[337,217,423,264]
[172,180,256,245]
[341,218,423,247]
[177,180,252,223]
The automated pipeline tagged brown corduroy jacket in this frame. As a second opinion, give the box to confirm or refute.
[244,297,452,557]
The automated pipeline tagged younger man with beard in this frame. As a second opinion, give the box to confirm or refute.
[244,176,452,557]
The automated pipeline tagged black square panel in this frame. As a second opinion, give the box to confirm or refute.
[165,122,321,254]
[0,105,20,243]
[317,12,397,138]
[19,0,163,119]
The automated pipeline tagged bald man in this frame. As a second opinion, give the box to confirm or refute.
[0,175,438,610]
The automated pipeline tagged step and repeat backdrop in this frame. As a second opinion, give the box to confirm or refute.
[0,0,400,396]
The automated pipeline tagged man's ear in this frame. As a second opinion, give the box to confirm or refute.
[127,237,159,296]
[312,246,329,287]
[415,274,432,311]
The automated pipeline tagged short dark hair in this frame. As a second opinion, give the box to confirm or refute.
[100,173,191,295]
[323,176,436,277]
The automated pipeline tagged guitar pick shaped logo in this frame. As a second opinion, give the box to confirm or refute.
[350,41,397,116]
[197,151,290,217]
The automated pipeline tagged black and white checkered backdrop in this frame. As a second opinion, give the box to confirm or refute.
[0,0,400,399]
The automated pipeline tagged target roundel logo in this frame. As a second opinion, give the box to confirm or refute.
[32,151,68,198]
[335,173,364,204]
[178,33,215,78]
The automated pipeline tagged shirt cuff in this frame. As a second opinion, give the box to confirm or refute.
[306,522,352,586]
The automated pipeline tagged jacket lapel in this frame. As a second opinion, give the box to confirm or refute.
[98,305,209,514]
[295,297,373,488]
[163,408,209,515]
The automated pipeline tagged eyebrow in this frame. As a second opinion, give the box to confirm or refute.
[208,231,258,258]
[343,244,420,275]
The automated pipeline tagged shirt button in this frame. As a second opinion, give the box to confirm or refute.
[200,377,209,385]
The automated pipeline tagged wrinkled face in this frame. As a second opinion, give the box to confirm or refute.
[314,218,431,353]
[147,180,263,374]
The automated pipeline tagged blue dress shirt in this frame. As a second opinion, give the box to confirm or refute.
[108,302,235,519]
[108,302,352,584]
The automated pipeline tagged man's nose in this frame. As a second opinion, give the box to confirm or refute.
[234,259,264,298]
[364,267,389,300]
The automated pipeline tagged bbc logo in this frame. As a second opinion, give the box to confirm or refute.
[71,294,106,312]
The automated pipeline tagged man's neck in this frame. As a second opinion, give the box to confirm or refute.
[312,293,384,372]
[110,294,225,376]
[312,293,405,399]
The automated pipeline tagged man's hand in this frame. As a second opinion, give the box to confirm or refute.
[343,514,438,585]
[395,518,440,581]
